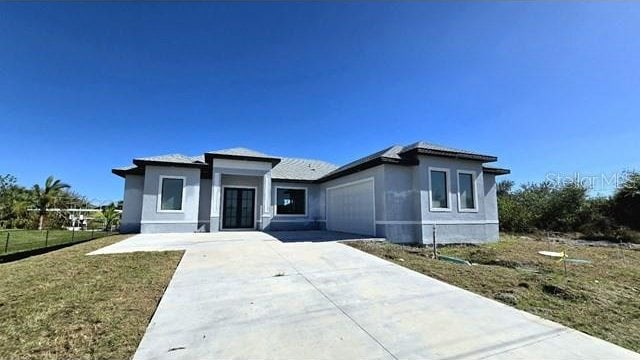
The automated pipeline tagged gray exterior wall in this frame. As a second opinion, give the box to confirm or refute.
[376,164,423,243]
[417,156,498,244]
[319,165,386,236]
[140,165,201,233]
[118,154,501,244]
[268,182,322,231]
[120,175,144,233]
[198,178,212,232]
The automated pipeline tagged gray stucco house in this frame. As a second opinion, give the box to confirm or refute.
[112,142,509,244]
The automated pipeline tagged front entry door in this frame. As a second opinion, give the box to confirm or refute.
[222,187,255,229]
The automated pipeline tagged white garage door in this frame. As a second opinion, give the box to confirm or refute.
[326,178,375,236]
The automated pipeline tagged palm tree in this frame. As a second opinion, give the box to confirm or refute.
[100,204,120,231]
[33,176,70,230]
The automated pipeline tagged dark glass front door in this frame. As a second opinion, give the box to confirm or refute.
[223,188,255,229]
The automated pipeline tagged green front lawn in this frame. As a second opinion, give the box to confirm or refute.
[0,235,183,360]
[0,230,110,255]
[347,234,640,353]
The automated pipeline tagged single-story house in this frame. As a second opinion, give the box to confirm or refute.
[112,141,509,244]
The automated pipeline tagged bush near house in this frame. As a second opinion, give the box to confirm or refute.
[497,172,640,243]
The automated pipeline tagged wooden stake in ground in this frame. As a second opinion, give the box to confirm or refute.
[432,224,438,260]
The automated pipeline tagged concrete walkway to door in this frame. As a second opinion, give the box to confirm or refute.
[89,232,640,360]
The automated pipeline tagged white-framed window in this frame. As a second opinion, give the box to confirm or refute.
[428,167,451,212]
[457,170,478,212]
[275,187,307,216]
[157,176,185,212]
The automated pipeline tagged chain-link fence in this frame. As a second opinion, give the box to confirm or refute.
[0,228,111,256]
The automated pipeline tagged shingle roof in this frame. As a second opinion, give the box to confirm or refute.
[135,153,205,164]
[272,157,338,181]
[319,142,499,181]
[207,147,272,158]
[401,141,480,155]
[114,141,507,180]
[321,145,406,179]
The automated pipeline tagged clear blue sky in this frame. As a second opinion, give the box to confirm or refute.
[1,2,639,203]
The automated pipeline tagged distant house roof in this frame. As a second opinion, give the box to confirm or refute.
[112,141,508,180]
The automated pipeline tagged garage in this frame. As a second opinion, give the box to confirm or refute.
[326,178,376,236]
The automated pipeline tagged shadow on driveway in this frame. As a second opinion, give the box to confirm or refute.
[266,230,382,243]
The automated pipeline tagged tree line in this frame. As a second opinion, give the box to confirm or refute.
[497,172,640,242]
[0,174,120,231]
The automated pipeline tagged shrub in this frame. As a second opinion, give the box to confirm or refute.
[612,172,640,230]
[497,180,590,233]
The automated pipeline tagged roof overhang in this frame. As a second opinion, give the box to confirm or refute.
[403,148,498,162]
[204,153,281,166]
[111,166,144,178]
[483,166,511,175]
[132,159,209,168]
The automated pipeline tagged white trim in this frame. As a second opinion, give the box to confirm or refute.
[210,172,222,217]
[263,172,272,216]
[221,185,258,230]
[457,170,479,213]
[157,175,186,213]
[325,177,376,237]
[428,167,451,212]
[376,220,498,225]
[274,186,308,217]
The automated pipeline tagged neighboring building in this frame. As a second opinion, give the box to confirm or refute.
[112,142,509,244]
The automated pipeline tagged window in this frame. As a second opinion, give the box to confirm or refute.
[159,177,184,211]
[429,168,450,211]
[276,188,306,215]
[458,171,477,211]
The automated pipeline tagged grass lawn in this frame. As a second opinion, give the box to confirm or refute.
[0,230,111,255]
[0,235,183,360]
[347,234,640,353]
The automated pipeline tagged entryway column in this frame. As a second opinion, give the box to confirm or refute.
[261,171,272,230]
[210,172,222,232]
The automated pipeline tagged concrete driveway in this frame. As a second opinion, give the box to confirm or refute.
[90,232,639,360]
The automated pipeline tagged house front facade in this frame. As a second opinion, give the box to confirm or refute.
[113,142,509,244]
